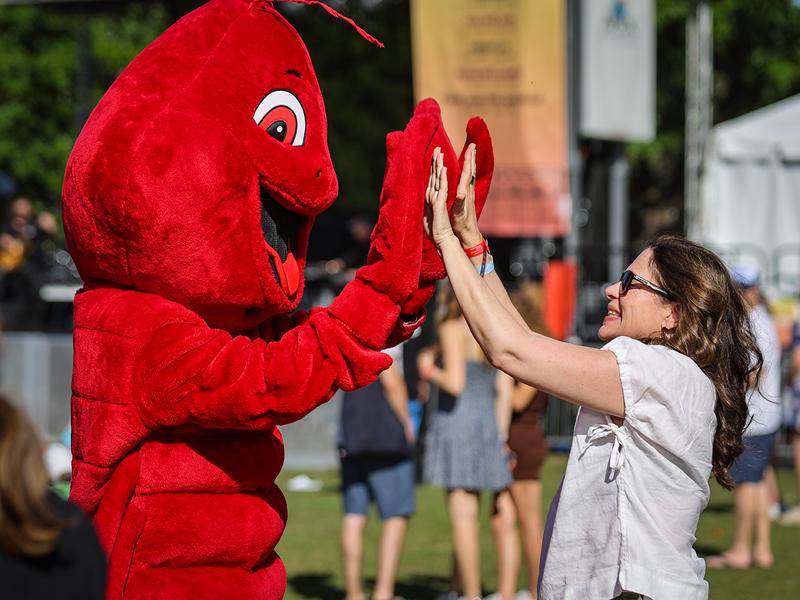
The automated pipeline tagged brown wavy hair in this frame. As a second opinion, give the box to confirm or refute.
[0,394,65,556]
[508,283,550,337]
[647,234,762,489]
[436,280,463,324]
[435,281,493,364]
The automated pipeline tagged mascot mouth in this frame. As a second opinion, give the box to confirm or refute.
[260,189,304,298]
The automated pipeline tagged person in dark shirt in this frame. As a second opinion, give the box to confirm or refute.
[0,394,106,599]
[338,343,416,600]
[0,197,58,330]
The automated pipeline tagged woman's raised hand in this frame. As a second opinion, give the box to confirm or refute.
[424,147,455,249]
[452,143,483,248]
[424,144,484,251]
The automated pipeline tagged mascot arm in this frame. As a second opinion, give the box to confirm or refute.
[324,100,442,351]
[137,309,393,430]
[395,116,495,335]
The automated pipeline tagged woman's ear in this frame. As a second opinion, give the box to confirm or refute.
[663,302,680,333]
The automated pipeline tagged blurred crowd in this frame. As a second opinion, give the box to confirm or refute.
[703,265,799,573]
[0,196,56,329]
[0,196,78,332]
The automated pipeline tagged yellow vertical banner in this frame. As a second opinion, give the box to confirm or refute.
[411,0,569,237]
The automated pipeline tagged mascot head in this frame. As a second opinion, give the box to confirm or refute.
[63,0,376,330]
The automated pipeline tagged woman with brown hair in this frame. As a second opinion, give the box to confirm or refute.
[0,395,106,599]
[424,146,759,600]
[488,286,551,600]
[419,282,513,600]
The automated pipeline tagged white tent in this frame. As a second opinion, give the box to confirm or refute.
[693,94,800,297]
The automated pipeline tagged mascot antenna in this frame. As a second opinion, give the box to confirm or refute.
[263,0,385,48]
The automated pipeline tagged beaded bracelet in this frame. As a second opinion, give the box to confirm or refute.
[463,239,489,258]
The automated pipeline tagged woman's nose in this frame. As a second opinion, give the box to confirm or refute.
[604,283,620,299]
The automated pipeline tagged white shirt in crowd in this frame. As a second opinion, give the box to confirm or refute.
[539,337,717,600]
[744,304,782,437]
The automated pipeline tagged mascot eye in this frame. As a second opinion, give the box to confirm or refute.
[252,90,306,147]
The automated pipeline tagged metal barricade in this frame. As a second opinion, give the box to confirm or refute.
[0,332,73,440]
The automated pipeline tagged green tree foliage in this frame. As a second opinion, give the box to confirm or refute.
[0,6,79,208]
[278,0,414,213]
[0,2,168,210]
[0,0,412,216]
[713,0,800,125]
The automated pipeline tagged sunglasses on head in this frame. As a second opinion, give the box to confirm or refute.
[619,270,673,300]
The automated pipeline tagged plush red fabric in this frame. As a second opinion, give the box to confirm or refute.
[62,1,493,598]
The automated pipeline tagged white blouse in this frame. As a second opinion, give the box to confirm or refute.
[539,337,717,600]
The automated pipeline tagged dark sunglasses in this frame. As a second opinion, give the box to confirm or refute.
[620,270,673,300]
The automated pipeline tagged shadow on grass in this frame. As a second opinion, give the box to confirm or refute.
[288,573,450,599]
[378,574,450,600]
[702,503,734,514]
[694,544,723,558]
[288,573,342,599]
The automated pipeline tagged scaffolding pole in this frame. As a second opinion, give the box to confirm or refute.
[685,0,713,236]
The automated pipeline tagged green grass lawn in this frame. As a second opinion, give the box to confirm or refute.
[276,454,800,599]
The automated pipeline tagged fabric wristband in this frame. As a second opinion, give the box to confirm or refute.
[475,259,495,277]
[464,239,489,258]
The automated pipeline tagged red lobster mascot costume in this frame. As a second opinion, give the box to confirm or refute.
[62,0,493,597]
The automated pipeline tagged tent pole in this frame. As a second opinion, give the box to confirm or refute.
[566,0,583,339]
[609,142,628,282]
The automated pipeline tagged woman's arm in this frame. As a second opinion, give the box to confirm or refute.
[495,370,514,437]
[512,381,538,413]
[425,155,625,418]
[379,362,415,444]
[790,325,800,380]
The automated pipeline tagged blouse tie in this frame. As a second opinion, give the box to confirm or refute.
[580,421,627,473]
